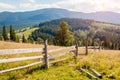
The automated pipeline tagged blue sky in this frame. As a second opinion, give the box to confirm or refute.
[0,0,120,13]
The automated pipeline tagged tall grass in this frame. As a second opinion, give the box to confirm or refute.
[0,49,120,80]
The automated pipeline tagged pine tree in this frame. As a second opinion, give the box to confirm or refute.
[2,25,9,41]
[56,21,74,46]
[22,34,27,43]
[10,25,17,42]
[10,25,13,41]
[12,29,17,41]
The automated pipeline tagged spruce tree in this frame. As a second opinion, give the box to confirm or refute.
[10,25,17,42]
[56,21,74,46]
[10,25,13,41]
[2,25,9,41]
[22,34,27,43]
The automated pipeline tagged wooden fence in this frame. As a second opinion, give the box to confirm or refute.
[0,40,78,74]
[0,48,43,55]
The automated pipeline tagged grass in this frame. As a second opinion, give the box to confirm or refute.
[76,50,120,80]
[20,62,89,80]
[0,41,63,49]
[0,48,120,80]
[17,27,39,39]
[0,41,42,49]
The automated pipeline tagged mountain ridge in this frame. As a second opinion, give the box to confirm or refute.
[0,8,120,28]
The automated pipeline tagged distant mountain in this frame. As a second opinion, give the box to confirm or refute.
[0,8,120,29]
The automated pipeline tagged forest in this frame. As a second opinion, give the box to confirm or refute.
[0,18,120,50]
[30,18,120,50]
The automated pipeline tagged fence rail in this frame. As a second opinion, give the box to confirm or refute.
[0,48,43,55]
[51,52,71,58]
[0,56,43,63]
[0,61,42,74]
[48,48,66,53]
[0,40,78,74]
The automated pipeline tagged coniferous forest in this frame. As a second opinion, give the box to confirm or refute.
[28,18,120,50]
[0,18,120,50]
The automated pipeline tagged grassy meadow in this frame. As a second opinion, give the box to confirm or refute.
[0,41,63,50]
[0,43,120,80]
[16,27,39,39]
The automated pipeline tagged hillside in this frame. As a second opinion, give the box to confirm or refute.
[0,48,120,80]
[1,8,120,29]
[30,18,120,47]
[16,27,39,39]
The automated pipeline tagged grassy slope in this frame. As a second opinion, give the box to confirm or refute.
[0,41,62,50]
[0,41,42,49]
[21,50,120,80]
[0,48,120,80]
[17,27,39,39]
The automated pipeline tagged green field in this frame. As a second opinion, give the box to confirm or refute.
[0,49,120,80]
[17,27,39,39]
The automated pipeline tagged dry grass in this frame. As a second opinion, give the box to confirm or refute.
[0,52,41,59]
[0,41,62,50]
[0,41,42,49]
[0,44,120,80]
[77,49,120,79]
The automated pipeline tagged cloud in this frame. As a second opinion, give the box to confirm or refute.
[1,0,120,13]
[19,1,59,11]
[54,0,120,13]
[0,2,16,11]
[28,0,36,3]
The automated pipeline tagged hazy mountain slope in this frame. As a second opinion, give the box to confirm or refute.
[0,8,120,28]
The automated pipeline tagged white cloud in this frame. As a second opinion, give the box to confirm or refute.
[1,0,120,13]
[19,1,59,12]
[28,0,36,3]
[54,0,120,13]
[0,2,16,10]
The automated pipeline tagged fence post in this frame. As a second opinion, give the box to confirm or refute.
[43,40,49,69]
[75,43,78,58]
[85,37,88,55]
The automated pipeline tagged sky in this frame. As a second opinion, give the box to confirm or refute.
[0,0,120,13]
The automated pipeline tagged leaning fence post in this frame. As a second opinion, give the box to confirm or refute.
[43,40,49,69]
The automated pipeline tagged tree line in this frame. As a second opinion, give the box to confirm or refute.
[0,20,120,50]
[30,19,120,50]
[0,25,29,43]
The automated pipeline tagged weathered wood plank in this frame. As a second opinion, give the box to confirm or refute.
[51,52,70,58]
[43,40,49,69]
[0,56,43,63]
[0,61,42,74]
[48,48,66,53]
[0,48,43,55]
[90,68,102,78]
[79,68,97,80]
